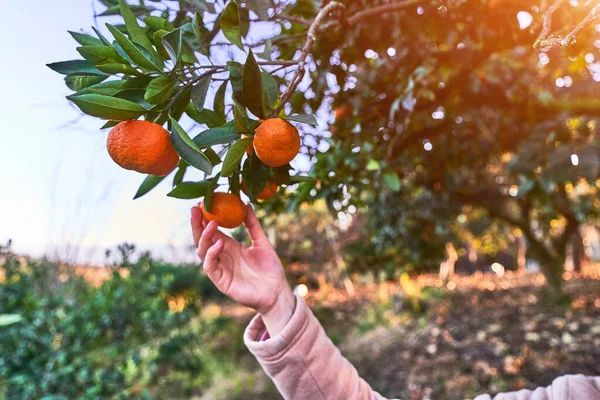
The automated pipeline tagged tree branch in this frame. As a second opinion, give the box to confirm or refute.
[534,2,600,49]
[271,14,312,26]
[347,0,424,26]
[535,0,564,44]
[272,1,346,116]
[192,61,298,69]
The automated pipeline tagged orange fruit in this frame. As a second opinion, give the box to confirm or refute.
[107,120,179,176]
[253,118,300,167]
[241,179,278,200]
[333,105,351,120]
[200,193,247,229]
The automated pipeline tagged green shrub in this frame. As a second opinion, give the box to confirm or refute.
[0,251,207,399]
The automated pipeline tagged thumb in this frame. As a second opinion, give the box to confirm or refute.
[244,205,270,246]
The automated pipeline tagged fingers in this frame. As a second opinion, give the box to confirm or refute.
[191,206,204,247]
[244,205,270,246]
[197,220,219,260]
[203,239,224,282]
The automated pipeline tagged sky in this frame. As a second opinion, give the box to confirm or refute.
[0,1,226,264]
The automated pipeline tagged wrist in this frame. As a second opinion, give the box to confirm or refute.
[260,286,296,336]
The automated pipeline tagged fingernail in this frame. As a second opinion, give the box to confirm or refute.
[216,239,223,247]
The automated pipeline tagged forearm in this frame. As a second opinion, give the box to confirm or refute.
[245,295,388,400]
[259,286,296,336]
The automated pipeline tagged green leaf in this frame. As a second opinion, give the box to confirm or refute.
[161,87,191,124]
[203,174,220,212]
[167,181,210,199]
[0,314,22,327]
[366,160,380,171]
[133,174,166,199]
[382,171,401,191]
[173,160,188,186]
[47,60,108,76]
[153,29,171,59]
[192,12,211,56]
[222,138,252,176]
[273,164,291,185]
[243,49,265,119]
[180,22,202,64]
[170,118,213,174]
[214,80,227,116]
[114,89,149,108]
[191,75,212,111]
[77,45,127,66]
[144,76,177,104]
[233,102,260,132]
[106,24,163,71]
[67,94,147,120]
[162,28,183,63]
[92,26,112,45]
[288,175,316,183]
[220,1,243,50]
[186,103,226,128]
[256,38,272,60]
[239,6,250,38]
[204,147,221,165]
[96,63,144,77]
[262,71,278,110]
[284,114,318,126]
[115,88,149,106]
[65,75,108,91]
[230,170,241,195]
[192,121,239,147]
[101,120,119,129]
[248,152,271,201]
[144,16,175,32]
[117,0,159,58]
[69,31,103,46]
[227,61,244,105]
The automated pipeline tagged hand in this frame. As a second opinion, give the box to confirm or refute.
[191,204,295,336]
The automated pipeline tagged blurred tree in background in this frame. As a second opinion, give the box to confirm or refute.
[48,0,600,292]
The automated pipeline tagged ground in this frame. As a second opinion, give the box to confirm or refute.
[212,272,600,399]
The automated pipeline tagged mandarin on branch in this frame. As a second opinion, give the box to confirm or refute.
[107,120,179,176]
[201,193,247,229]
[253,118,300,167]
[242,179,278,200]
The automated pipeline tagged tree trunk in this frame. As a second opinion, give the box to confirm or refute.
[527,239,564,291]
[572,227,588,273]
[517,236,527,273]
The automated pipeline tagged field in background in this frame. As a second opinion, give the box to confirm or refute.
[2,252,600,399]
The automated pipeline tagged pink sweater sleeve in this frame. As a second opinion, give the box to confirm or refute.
[244,295,388,400]
[474,374,600,400]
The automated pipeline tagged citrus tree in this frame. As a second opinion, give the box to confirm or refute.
[49,0,600,290]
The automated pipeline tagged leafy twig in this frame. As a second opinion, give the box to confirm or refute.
[155,67,224,124]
